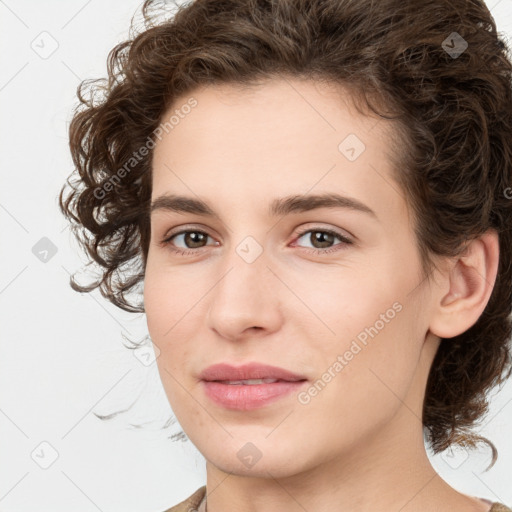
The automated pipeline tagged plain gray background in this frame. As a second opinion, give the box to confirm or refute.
[1,0,512,510]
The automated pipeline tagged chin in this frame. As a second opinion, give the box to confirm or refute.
[209,453,302,479]
[199,435,312,478]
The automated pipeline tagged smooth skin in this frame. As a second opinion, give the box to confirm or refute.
[143,77,499,512]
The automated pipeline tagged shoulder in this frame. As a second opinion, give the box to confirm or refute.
[160,486,206,512]
[490,504,512,512]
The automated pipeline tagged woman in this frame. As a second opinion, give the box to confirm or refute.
[59,0,512,510]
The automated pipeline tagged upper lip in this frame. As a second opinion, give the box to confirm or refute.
[200,363,307,382]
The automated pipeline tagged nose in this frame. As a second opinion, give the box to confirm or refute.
[206,249,283,343]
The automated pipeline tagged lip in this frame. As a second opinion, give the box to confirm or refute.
[200,362,308,411]
[199,362,307,382]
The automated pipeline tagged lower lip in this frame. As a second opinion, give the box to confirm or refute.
[202,380,307,410]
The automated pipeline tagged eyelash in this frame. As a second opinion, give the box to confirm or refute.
[159,226,353,256]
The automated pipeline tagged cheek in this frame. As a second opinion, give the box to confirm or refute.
[298,307,420,451]
[143,262,203,383]
[143,259,199,339]
[296,266,421,408]
[287,263,402,351]
[146,277,197,414]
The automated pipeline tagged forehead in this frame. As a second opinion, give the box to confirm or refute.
[151,78,408,224]
[156,78,386,151]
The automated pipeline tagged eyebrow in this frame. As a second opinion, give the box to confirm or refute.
[150,192,377,219]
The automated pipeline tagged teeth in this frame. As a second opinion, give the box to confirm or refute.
[221,378,279,385]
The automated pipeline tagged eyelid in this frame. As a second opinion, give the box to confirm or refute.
[162,223,353,241]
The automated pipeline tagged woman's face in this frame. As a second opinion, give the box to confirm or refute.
[144,78,437,477]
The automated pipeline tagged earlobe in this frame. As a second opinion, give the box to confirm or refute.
[429,229,500,339]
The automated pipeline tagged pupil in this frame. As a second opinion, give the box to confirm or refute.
[313,231,333,248]
[186,232,205,248]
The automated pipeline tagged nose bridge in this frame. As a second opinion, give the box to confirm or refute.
[206,234,282,338]
[214,235,271,307]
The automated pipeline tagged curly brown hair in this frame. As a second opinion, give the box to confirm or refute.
[59,0,512,462]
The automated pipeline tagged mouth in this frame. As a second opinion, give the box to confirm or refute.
[199,363,308,410]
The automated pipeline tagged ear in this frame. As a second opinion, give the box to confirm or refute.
[429,229,500,339]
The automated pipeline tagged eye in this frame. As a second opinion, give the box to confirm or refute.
[159,226,353,256]
[292,227,353,254]
[160,228,218,256]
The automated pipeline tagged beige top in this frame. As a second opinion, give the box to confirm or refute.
[163,485,512,512]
